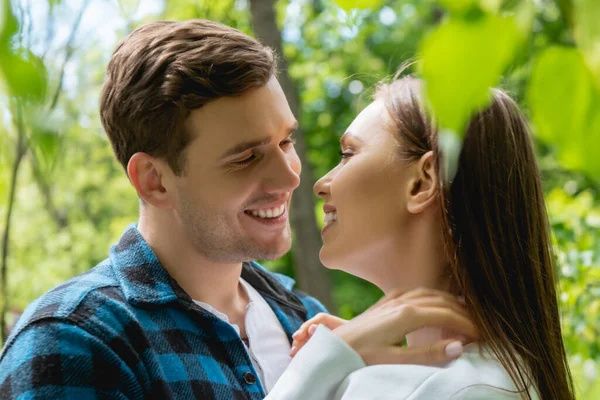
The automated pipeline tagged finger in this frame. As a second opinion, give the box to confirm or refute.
[290,341,296,356]
[396,288,466,308]
[395,306,478,339]
[290,340,300,357]
[308,324,317,336]
[290,338,309,357]
[400,287,448,299]
[363,339,464,366]
[379,296,470,329]
[297,312,331,334]
[370,289,408,309]
[446,334,469,344]
[292,328,307,340]
[382,294,468,322]
[291,329,309,343]
[401,297,470,319]
[293,313,327,340]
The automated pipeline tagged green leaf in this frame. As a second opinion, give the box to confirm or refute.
[32,128,61,172]
[513,0,536,36]
[1,49,47,102]
[479,0,502,13]
[0,0,18,52]
[419,14,523,135]
[437,0,478,14]
[436,0,503,15]
[573,0,600,86]
[528,47,600,179]
[334,0,384,11]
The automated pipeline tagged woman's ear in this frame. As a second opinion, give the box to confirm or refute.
[127,152,176,209]
[407,151,438,214]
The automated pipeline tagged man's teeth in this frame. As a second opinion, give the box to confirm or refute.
[250,204,285,219]
[324,212,337,224]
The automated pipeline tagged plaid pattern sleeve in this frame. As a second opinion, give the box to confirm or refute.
[0,225,330,399]
[0,319,141,399]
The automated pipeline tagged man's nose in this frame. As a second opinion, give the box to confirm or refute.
[262,149,301,194]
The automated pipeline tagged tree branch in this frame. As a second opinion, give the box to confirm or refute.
[28,149,68,228]
[48,0,91,111]
[41,4,57,62]
[1,101,28,343]
[30,0,92,228]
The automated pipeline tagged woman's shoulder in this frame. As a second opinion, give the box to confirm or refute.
[335,343,535,399]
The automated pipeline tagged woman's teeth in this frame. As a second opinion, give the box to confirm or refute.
[324,212,337,224]
[249,204,285,219]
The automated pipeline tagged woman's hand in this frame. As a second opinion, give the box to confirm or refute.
[291,313,347,356]
[292,287,477,366]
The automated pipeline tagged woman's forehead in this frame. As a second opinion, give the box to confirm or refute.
[345,101,393,141]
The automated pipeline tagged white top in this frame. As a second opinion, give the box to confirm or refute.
[193,278,292,393]
[267,325,539,399]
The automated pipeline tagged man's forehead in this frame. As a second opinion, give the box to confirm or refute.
[184,81,294,145]
[186,107,293,140]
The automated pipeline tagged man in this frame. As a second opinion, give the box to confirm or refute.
[0,20,472,399]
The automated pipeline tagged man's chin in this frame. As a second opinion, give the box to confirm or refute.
[251,239,292,261]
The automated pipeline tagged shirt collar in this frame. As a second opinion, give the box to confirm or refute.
[109,224,305,314]
[109,224,181,305]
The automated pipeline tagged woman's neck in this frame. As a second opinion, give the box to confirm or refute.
[374,216,455,349]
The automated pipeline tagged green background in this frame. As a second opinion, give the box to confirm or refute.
[1,0,598,396]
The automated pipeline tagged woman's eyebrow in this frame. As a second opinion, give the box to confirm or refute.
[340,131,365,145]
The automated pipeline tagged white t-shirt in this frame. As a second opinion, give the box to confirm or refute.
[193,278,292,393]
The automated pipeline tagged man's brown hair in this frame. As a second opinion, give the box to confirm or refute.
[100,20,276,175]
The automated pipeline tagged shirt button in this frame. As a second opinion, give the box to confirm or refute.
[243,372,257,385]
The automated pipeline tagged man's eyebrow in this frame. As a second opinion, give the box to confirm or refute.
[220,121,299,160]
[220,136,271,160]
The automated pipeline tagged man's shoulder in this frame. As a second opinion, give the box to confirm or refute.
[249,262,329,317]
[290,287,328,317]
[0,259,142,398]
[4,259,129,352]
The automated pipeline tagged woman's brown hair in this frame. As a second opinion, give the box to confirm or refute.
[376,76,575,399]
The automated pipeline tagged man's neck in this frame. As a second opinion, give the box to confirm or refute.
[137,213,248,315]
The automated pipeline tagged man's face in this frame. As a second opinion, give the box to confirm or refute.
[171,77,301,263]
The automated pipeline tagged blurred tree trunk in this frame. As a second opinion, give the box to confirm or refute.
[1,102,27,343]
[249,0,335,312]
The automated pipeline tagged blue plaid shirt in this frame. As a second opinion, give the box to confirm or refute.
[0,224,327,399]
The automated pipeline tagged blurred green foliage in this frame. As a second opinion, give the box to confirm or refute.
[0,0,598,396]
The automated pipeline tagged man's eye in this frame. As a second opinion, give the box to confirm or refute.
[233,154,257,166]
[281,137,297,147]
[339,151,353,159]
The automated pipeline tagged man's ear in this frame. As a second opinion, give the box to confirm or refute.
[407,151,438,214]
[127,152,175,208]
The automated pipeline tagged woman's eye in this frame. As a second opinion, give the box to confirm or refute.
[339,151,353,160]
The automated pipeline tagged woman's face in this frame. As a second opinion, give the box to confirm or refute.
[313,100,415,281]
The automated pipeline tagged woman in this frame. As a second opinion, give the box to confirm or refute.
[267,76,575,399]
